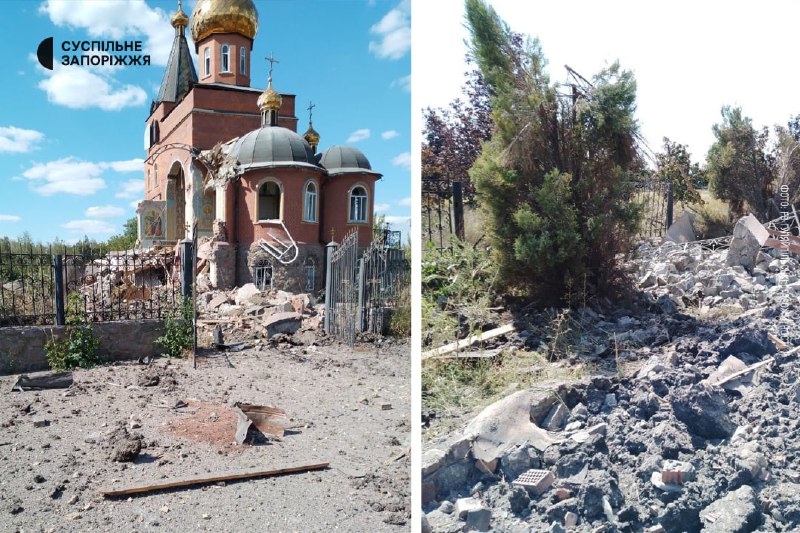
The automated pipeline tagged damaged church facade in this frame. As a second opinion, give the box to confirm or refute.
[136,0,380,293]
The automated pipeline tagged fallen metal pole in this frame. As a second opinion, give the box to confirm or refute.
[99,462,329,497]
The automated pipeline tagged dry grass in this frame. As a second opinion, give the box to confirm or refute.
[691,190,732,239]
[422,347,593,433]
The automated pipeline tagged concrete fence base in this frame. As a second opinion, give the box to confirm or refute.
[0,319,165,375]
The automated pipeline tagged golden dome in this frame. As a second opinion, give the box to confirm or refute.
[189,0,258,43]
[170,1,189,29]
[304,125,320,146]
[257,78,282,112]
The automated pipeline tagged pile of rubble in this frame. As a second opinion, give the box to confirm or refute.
[196,283,323,345]
[422,219,800,532]
[67,248,176,318]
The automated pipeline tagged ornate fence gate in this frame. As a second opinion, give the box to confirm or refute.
[360,235,409,335]
[324,229,360,347]
[324,230,409,345]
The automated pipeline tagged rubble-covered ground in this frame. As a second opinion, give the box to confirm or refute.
[423,238,800,533]
[0,334,410,532]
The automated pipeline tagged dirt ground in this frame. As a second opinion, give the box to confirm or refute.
[0,337,410,532]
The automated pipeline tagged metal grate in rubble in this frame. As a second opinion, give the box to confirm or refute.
[512,469,554,496]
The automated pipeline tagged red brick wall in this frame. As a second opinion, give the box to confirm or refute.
[322,174,379,246]
[234,167,326,246]
[195,33,252,87]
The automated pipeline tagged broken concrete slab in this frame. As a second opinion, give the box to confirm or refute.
[665,211,697,244]
[263,312,302,337]
[233,283,261,306]
[454,497,483,519]
[726,214,769,272]
[671,383,736,439]
[699,485,760,533]
[464,388,560,463]
[12,371,73,391]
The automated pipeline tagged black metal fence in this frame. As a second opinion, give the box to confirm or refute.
[628,178,674,238]
[0,243,181,327]
[422,178,465,252]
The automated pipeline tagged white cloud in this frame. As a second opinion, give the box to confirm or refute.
[374,203,391,213]
[390,74,411,93]
[397,196,411,206]
[85,205,125,218]
[116,179,144,199]
[108,159,144,172]
[38,65,147,111]
[61,219,117,235]
[39,0,173,66]
[0,126,44,153]
[381,130,399,140]
[0,215,21,222]
[391,152,411,170]
[22,157,107,196]
[129,200,141,209]
[347,129,371,143]
[20,157,142,196]
[369,0,410,60]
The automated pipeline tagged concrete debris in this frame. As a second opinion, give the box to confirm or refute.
[726,215,770,272]
[699,485,760,533]
[423,226,800,532]
[197,286,320,345]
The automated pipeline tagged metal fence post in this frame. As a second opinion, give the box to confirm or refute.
[180,239,193,299]
[53,254,65,326]
[323,241,337,334]
[666,182,674,230]
[452,180,465,241]
[356,257,365,333]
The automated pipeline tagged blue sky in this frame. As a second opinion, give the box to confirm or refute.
[0,0,410,244]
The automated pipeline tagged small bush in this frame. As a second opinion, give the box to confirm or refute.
[156,297,194,357]
[387,280,411,337]
[45,293,102,370]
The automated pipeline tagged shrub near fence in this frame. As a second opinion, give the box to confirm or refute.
[0,243,180,327]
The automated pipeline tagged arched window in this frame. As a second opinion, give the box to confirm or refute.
[253,258,273,290]
[154,163,159,186]
[303,257,316,291]
[349,186,368,223]
[147,168,151,191]
[258,181,281,220]
[221,44,230,73]
[203,47,210,76]
[239,46,246,75]
[303,181,317,222]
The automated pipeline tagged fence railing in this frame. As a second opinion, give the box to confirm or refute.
[0,244,181,327]
[324,231,409,344]
[422,178,465,253]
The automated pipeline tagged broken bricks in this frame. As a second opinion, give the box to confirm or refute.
[512,469,555,497]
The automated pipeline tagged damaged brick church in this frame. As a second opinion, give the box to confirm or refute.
[136,0,381,292]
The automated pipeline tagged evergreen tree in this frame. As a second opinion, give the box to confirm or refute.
[706,106,774,221]
[465,0,642,302]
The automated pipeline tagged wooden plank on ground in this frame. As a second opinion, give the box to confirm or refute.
[422,324,515,360]
[98,462,329,497]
